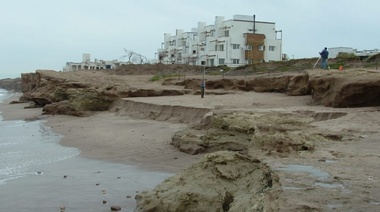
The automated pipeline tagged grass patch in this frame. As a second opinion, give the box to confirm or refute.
[150,73,182,82]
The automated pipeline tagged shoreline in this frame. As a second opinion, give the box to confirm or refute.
[0,92,193,211]
[0,93,201,173]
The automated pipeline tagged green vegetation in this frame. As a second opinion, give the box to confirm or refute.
[66,89,115,111]
[53,87,69,101]
[328,53,360,69]
[149,73,182,82]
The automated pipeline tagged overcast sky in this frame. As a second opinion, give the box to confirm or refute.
[1,0,379,78]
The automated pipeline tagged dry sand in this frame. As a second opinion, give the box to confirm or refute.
[2,80,380,211]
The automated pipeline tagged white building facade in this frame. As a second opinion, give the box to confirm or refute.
[328,47,379,59]
[63,54,127,72]
[157,15,283,67]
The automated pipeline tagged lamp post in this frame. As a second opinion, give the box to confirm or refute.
[201,57,206,98]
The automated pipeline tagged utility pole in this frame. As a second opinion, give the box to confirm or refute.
[201,60,205,98]
[253,15,256,34]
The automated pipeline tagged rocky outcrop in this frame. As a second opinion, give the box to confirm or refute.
[171,111,341,156]
[135,151,279,212]
[0,78,22,92]
[20,70,188,116]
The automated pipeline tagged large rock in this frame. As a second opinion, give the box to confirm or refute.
[171,111,343,156]
[135,151,279,212]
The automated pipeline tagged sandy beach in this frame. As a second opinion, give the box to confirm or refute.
[0,94,202,173]
[2,68,380,211]
[0,94,197,211]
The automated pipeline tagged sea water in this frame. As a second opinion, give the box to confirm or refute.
[0,89,80,185]
[0,89,173,211]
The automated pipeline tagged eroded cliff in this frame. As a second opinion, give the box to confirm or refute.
[19,68,380,117]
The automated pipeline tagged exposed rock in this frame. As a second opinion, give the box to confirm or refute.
[0,78,22,92]
[135,151,279,212]
[110,206,121,211]
[171,111,341,156]
[20,70,187,116]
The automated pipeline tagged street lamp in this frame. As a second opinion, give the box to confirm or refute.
[201,58,206,98]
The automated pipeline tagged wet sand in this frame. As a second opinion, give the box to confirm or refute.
[0,94,198,212]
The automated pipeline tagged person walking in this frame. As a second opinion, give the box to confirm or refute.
[319,47,329,70]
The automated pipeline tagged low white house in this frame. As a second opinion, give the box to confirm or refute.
[328,47,379,58]
[328,47,354,58]
[157,15,283,68]
[63,54,127,72]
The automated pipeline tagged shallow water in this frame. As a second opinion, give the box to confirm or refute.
[0,119,80,185]
[275,164,330,180]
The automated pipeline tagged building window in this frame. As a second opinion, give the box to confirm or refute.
[224,30,229,37]
[269,46,275,51]
[258,45,265,51]
[246,45,253,50]
[219,58,225,65]
[232,44,240,49]
[218,44,224,51]
[232,59,240,64]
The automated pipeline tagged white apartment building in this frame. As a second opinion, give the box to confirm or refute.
[157,15,283,67]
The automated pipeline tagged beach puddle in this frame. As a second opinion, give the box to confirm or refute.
[314,182,344,189]
[327,202,343,209]
[275,164,330,180]
[282,186,303,190]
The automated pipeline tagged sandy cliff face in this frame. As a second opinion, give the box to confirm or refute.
[20,70,188,116]
[0,78,22,92]
[19,68,380,117]
[308,70,380,107]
